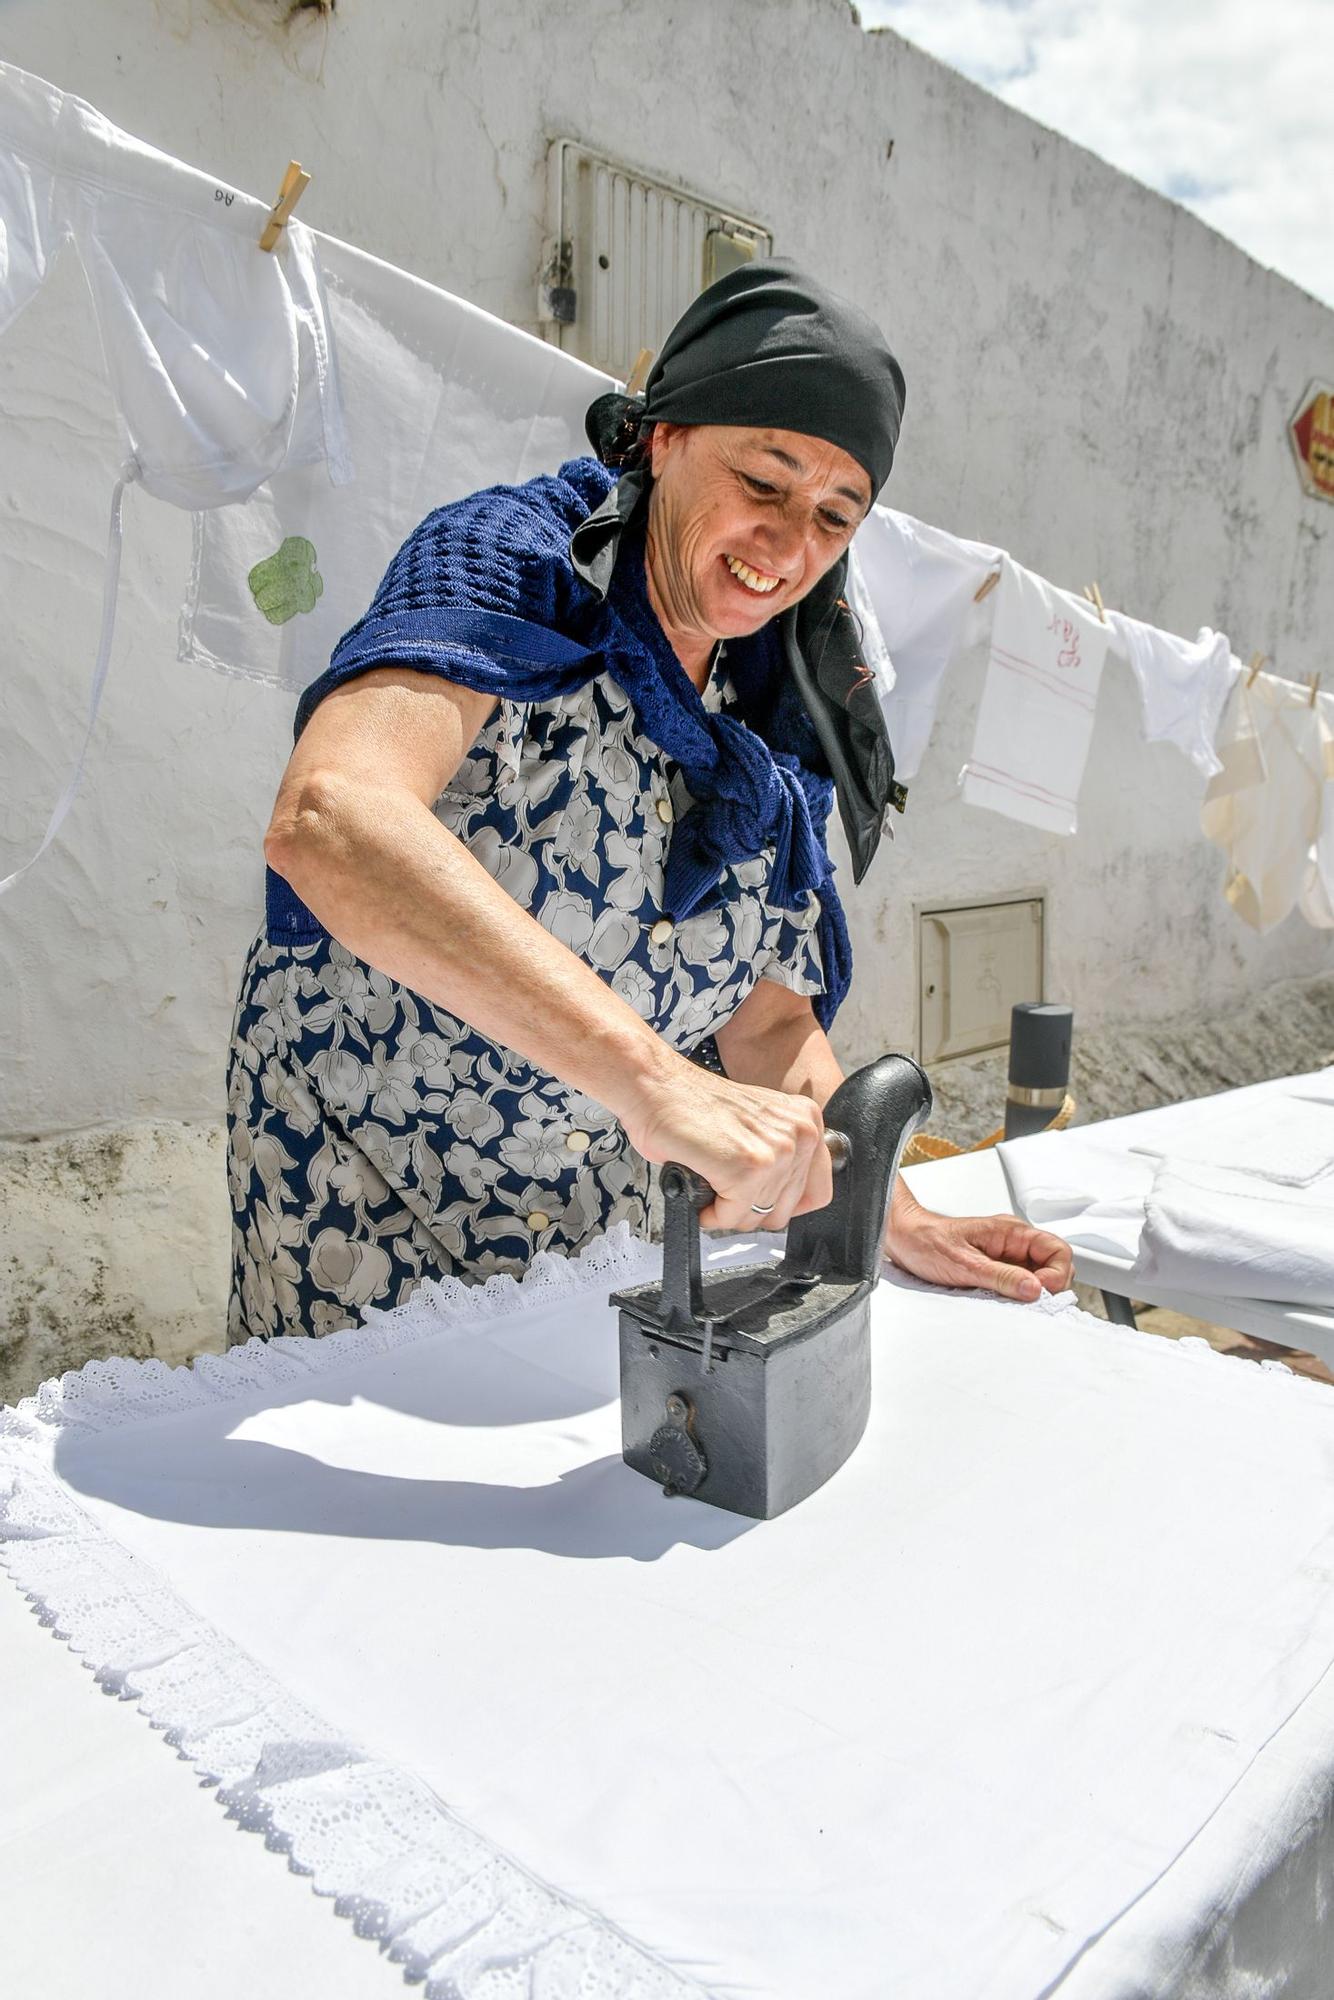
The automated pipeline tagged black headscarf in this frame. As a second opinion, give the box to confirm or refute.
[586,255,906,497]
[579,256,909,885]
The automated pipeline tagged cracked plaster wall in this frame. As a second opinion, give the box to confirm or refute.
[1,1,1331,1377]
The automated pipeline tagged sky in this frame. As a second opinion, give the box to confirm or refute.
[858,1,1331,310]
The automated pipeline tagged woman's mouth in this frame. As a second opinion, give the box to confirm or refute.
[724,553,783,595]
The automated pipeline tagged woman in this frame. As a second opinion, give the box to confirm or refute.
[228,259,1072,1341]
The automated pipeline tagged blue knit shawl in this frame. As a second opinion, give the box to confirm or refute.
[300,457,851,1027]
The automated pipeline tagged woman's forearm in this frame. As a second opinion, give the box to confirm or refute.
[266,773,684,1117]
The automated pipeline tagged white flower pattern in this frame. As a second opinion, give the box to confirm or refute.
[227,668,824,1344]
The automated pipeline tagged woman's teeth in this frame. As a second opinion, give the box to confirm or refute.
[725,554,781,594]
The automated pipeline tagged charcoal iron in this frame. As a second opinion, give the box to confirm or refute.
[612,1054,933,1520]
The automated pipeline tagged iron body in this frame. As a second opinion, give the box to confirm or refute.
[612,1053,933,1519]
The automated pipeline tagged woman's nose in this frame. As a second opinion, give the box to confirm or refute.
[754,513,807,572]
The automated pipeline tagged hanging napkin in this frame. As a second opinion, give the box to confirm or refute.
[849,503,1000,782]
[1201,672,1327,933]
[1297,693,1334,931]
[1107,613,1237,778]
[959,556,1113,834]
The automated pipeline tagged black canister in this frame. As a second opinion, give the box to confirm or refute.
[1005,1002,1073,1140]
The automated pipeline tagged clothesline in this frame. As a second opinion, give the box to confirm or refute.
[2,56,1330,937]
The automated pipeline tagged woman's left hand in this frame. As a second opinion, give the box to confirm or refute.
[884,1194,1074,1303]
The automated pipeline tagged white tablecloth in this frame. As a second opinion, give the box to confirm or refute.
[4,1226,1334,1998]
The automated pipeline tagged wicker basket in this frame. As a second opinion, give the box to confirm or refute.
[900,1093,1076,1168]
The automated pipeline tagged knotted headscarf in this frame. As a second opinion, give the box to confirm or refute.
[586,255,906,496]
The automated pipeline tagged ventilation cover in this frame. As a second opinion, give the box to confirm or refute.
[541,140,771,380]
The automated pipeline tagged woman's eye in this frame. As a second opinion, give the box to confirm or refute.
[819,509,852,533]
[742,474,779,497]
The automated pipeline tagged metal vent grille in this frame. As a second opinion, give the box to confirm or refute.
[541,140,771,380]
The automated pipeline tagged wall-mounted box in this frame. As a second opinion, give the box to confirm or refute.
[542,140,771,378]
[916,894,1044,1064]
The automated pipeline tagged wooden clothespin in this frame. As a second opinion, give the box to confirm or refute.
[1308,673,1321,708]
[1083,581,1106,623]
[1246,651,1268,687]
[624,347,655,397]
[259,160,311,252]
[973,568,1001,604]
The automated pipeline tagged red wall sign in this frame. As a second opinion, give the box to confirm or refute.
[1291,382,1334,503]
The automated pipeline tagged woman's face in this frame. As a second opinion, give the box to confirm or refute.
[645,422,872,643]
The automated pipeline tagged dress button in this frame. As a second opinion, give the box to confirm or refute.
[655,796,674,824]
[649,917,674,946]
[526,1209,550,1232]
[565,1130,591,1155]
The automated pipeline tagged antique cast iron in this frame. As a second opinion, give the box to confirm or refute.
[612,1054,933,1520]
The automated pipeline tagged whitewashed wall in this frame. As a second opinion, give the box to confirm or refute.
[3,0,1331,1136]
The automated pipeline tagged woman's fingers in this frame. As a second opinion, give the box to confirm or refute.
[621,1058,836,1234]
[701,1107,832,1233]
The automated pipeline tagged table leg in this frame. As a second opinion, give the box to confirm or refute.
[1101,1290,1139,1328]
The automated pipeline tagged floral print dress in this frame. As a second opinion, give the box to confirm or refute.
[226,660,825,1343]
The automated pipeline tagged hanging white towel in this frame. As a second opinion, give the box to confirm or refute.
[181,233,614,692]
[844,539,897,738]
[1130,1155,1334,1310]
[1296,694,1334,930]
[1107,612,1237,778]
[848,503,1000,781]
[1200,672,1327,933]
[959,556,1113,835]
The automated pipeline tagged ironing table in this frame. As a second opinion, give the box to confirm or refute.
[3,1215,1334,2000]
[901,1082,1334,1372]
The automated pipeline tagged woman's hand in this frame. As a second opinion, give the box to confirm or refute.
[616,1058,833,1234]
[883,1180,1074,1302]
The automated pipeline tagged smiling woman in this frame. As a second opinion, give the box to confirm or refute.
[232,256,1073,1344]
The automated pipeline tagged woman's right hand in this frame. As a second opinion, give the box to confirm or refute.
[615,1057,833,1234]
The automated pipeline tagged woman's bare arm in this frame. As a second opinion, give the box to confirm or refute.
[264,667,831,1231]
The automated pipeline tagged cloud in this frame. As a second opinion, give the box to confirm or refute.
[859,0,1332,308]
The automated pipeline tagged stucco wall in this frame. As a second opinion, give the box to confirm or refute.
[2,0,1331,1140]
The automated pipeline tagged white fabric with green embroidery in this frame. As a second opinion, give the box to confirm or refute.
[5,1224,1334,1997]
[180,231,615,693]
[0,57,349,895]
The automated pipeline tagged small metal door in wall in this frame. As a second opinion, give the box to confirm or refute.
[917,896,1045,1064]
[541,140,771,379]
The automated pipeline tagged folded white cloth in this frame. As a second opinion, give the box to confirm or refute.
[959,556,1114,834]
[1201,672,1328,933]
[849,502,1000,782]
[182,232,612,691]
[1131,1156,1334,1308]
[7,1226,1334,2000]
[998,1070,1334,1266]
[1128,1092,1334,1187]
[1107,613,1237,778]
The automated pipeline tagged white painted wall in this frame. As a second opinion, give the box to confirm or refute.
[2,0,1331,1136]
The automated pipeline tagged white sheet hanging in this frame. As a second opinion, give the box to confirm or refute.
[958,556,1112,834]
[181,235,613,692]
[1297,693,1334,929]
[848,502,1000,782]
[1107,612,1237,778]
[0,60,349,895]
[1200,671,1328,933]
